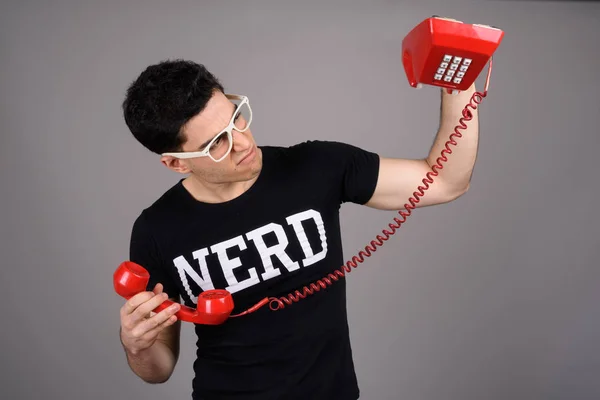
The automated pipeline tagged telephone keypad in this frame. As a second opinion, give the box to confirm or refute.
[435,53,472,83]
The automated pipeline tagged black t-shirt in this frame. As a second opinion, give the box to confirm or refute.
[129,140,380,400]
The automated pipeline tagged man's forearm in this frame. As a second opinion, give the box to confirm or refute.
[122,331,177,384]
[426,84,480,192]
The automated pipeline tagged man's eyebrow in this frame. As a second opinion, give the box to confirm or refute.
[197,104,240,150]
[197,135,216,151]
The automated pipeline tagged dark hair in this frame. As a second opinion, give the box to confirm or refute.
[122,59,224,154]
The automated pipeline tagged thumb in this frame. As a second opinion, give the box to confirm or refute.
[148,283,165,318]
[152,283,164,295]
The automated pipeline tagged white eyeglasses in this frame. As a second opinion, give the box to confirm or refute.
[162,94,253,162]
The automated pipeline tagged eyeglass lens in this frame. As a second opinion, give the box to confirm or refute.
[207,101,251,160]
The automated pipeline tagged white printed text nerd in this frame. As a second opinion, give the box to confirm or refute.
[172,209,328,303]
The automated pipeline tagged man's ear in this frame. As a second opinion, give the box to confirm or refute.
[161,156,192,174]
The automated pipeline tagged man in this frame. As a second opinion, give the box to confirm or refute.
[118,59,479,399]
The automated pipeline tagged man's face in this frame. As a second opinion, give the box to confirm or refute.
[161,91,262,184]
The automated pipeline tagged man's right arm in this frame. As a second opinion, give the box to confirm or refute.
[119,287,182,383]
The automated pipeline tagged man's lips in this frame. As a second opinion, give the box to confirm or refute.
[238,146,255,164]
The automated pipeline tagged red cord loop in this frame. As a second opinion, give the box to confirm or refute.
[234,58,494,316]
[268,59,494,312]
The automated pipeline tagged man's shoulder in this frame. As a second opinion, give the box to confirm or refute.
[132,180,185,226]
[263,140,348,151]
[260,140,352,161]
[261,140,376,170]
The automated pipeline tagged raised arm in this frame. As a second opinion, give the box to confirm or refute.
[365,84,479,210]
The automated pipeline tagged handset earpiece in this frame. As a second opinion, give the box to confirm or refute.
[113,261,234,325]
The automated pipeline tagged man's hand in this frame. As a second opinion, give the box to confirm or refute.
[119,283,180,355]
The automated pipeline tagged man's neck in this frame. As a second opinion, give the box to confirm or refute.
[182,174,259,204]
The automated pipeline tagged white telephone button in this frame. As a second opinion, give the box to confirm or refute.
[463,58,472,66]
[434,74,443,80]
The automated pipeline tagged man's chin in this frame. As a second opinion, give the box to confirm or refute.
[245,164,262,180]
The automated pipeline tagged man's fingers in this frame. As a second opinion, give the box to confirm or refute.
[121,291,155,316]
[136,305,180,338]
[130,292,170,322]
[121,283,165,317]
[145,315,178,337]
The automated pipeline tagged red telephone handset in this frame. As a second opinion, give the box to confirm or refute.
[402,16,504,93]
[113,261,270,325]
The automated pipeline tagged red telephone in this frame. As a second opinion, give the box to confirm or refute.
[402,16,504,93]
[113,16,504,325]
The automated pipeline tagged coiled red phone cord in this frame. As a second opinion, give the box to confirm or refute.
[235,58,495,316]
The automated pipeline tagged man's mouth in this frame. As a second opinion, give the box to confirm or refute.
[238,146,255,165]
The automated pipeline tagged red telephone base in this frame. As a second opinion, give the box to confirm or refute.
[402,16,504,92]
[113,261,234,325]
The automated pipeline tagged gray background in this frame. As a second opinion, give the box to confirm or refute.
[1,0,599,399]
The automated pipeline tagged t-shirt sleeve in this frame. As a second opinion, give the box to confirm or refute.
[129,211,180,299]
[305,140,380,205]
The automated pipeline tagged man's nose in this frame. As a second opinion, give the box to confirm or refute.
[231,130,251,151]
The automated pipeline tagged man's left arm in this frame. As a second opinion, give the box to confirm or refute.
[365,83,479,210]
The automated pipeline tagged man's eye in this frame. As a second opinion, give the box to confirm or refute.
[211,137,222,148]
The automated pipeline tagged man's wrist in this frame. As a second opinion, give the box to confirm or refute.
[441,83,475,95]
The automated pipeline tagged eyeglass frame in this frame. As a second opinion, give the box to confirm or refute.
[161,94,253,162]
